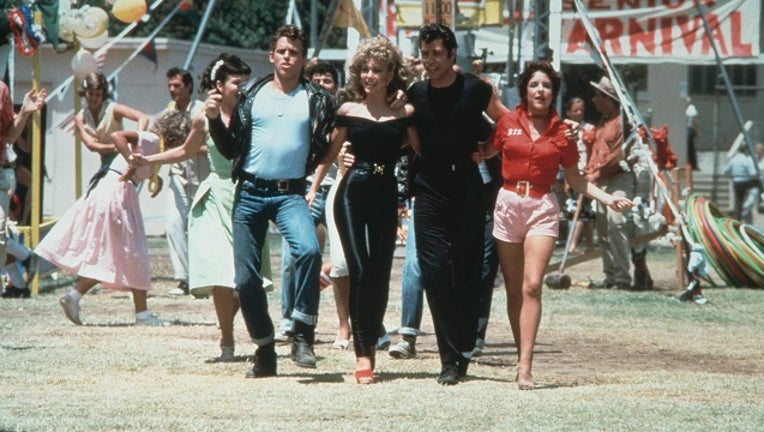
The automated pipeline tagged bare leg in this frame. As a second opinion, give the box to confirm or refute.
[316,223,327,252]
[74,277,99,295]
[131,289,148,314]
[497,235,556,390]
[332,275,351,344]
[212,286,239,348]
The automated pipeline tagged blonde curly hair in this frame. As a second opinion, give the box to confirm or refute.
[345,35,408,102]
[150,110,191,148]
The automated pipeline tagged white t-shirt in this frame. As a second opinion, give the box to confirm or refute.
[685,104,698,128]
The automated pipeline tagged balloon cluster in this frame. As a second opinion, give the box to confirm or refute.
[63,0,148,79]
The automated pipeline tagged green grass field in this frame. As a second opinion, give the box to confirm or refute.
[1,242,762,431]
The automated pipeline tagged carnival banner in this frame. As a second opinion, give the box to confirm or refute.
[561,0,760,64]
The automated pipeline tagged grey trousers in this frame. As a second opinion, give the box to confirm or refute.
[596,172,635,286]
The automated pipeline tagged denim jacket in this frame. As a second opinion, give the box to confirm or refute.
[208,73,337,181]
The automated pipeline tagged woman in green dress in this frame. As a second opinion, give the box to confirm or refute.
[130,54,251,360]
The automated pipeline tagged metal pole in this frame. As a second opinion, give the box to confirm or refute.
[310,0,318,48]
[506,0,515,86]
[30,11,42,295]
[436,0,442,25]
[183,0,218,70]
[74,83,82,199]
[313,0,342,59]
[694,0,763,187]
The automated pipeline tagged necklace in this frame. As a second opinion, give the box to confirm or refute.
[275,94,292,117]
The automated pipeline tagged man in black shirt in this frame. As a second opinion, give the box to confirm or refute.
[407,24,509,385]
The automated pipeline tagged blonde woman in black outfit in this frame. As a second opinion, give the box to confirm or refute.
[309,35,418,384]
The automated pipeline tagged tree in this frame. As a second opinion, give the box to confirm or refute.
[98,0,345,50]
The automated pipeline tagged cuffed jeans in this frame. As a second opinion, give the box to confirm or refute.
[399,204,423,337]
[280,182,330,333]
[233,180,321,346]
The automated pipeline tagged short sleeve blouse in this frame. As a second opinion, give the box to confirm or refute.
[492,105,577,186]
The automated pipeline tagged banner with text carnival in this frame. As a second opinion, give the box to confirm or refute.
[561,0,761,64]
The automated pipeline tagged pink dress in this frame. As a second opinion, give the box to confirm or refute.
[36,132,160,291]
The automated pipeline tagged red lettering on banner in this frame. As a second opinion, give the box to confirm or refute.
[729,11,753,56]
[563,1,755,58]
[700,14,728,55]
[596,18,624,55]
[676,15,702,53]
[660,17,674,54]
[566,20,587,53]
[629,18,656,54]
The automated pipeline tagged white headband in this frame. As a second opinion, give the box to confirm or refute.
[210,59,225,82]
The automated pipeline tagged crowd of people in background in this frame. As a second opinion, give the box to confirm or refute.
[9,20,762,389]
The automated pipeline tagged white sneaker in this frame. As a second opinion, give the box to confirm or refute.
[262,277,274,292]
[59,295,82,325]
[376,332,391,350]
[389,339,416,359]
[472,338,485,357]
[274,330,292,343]
[135,313,169,327]
[220,345,235,361]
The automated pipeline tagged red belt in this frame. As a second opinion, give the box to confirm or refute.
[503,181,552,199]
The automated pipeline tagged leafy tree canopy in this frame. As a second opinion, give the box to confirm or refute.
[79,0,346,50]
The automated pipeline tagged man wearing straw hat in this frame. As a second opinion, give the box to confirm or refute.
[584,76,635,290]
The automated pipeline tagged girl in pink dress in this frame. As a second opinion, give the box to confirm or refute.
[36,110,191,326]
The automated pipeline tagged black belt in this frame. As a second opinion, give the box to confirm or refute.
[238,171,305,194]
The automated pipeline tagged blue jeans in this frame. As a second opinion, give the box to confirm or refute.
[399,203,423,337]
[233,180,321,345]
[279,182,329,333]
[476,209,499,340]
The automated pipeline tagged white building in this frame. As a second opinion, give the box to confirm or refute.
[12,39,271,235]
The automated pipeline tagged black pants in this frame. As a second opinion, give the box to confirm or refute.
[414,169,485,366]
[335,167,398,357]
[476,209,499,341]
[732,179,758,221]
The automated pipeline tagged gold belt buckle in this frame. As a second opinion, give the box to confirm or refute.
[516,181,531,197]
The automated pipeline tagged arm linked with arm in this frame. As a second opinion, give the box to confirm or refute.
[142,115,207,166]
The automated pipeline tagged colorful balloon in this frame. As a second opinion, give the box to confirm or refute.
[111,0,148,24]
[73,6,109,39]
[71,49,98,79]
[78,31,109,50]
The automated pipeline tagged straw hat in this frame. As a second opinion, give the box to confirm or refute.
[590,76,619,102]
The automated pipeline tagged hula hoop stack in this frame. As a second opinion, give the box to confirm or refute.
[686,194,764,288]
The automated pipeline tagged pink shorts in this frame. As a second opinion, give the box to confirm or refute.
[493,187,560,243]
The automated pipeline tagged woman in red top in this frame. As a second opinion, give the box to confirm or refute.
[478,61,632,390]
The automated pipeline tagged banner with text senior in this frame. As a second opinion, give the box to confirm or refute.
[560,0,761,64]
